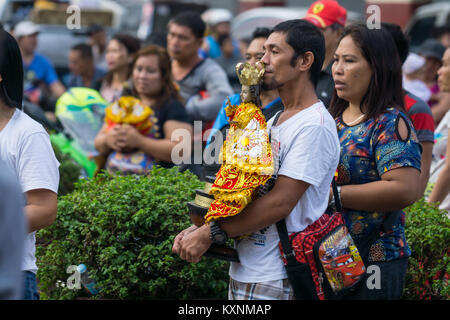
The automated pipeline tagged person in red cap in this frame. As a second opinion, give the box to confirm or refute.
[303,0,347,108]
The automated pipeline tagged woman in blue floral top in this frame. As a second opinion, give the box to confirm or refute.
[329,24,422,299]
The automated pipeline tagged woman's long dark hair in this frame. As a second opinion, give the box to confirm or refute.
[0,29,23,109]
[103,34,141,86]
[328,23,405,120]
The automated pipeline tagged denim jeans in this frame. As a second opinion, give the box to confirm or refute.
[22,271,40,300]
[344,257,409,300]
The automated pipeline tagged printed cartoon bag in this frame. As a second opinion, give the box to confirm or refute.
[315,222,366,296]
[275,185,366,300]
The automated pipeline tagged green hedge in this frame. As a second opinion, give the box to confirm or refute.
[403,198,449,300]
[36,167,229,300]
[51,141,82,196]
[37,164,448,300]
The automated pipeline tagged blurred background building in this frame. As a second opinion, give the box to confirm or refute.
[0,0,449,79]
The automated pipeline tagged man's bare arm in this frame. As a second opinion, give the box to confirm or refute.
[418,141,433,199]
[50,81,66,98]
[219,175,310,238]
[175,175,311,263]
[25,189,57,233]
[431,92,450,125]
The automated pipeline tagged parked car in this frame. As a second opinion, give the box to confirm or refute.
[405,2,450,52]
[231,6,365,42]
[0,0,121,78]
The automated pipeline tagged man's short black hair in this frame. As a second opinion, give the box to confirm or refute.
[328,23,344,32]
[432,25,450,39]
[71,43,93,59]
[169,11,206,39]
[87,23,104,36]
[381,22,410,65]
[271,19,325,87]
[252,27,271,40]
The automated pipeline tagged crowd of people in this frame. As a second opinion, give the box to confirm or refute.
[0,0,449,301]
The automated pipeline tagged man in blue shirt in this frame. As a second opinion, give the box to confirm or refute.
[201,8,240,60]
[14,21,65,111]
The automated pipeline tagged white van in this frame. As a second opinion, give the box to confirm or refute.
[405,2,450,52]
[231,6,365,41]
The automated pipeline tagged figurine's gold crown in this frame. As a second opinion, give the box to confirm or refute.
[236,62,265,86]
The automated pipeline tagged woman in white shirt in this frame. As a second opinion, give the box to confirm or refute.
[429,48,450,213]
[0,29,59,300]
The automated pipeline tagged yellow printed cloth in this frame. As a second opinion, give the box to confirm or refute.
[104,96,159,136]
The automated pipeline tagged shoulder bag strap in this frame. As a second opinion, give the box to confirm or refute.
[268,110,282,142]
[268,110,298,264]
[276,220,298,266]
[331,178,342,212]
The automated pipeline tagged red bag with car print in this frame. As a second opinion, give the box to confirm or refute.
[276,179,366,300]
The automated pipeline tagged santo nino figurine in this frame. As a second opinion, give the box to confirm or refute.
[204,61,274,223]
[185,61,275,262]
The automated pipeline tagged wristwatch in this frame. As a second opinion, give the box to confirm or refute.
[209,221,228,245]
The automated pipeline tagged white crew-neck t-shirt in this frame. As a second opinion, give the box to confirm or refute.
[0,109,60,273]
[229,101,340,283]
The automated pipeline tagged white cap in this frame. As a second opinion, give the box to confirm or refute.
[13,21,40,38]
[201,8,232,26]
[402,53,425,75]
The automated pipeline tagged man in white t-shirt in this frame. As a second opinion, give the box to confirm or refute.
[0,108,60,300]
[173,20,340,300]
[0,28,59,300]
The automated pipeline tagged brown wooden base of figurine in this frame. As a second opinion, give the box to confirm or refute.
[205,244,240,263]
[186,201,239,263]
[187,202,207,227]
